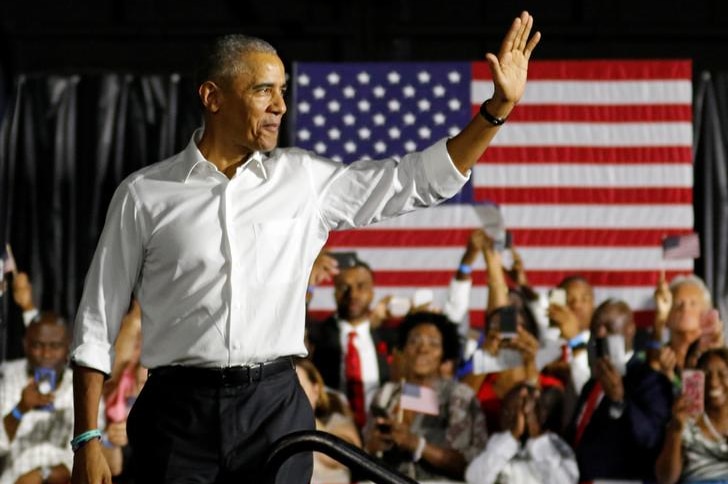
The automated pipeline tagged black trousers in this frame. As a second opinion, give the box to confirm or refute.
[126,360,314,484]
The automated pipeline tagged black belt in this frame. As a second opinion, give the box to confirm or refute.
[149,357,294,386]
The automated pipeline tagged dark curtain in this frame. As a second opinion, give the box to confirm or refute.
[0,73,200,360]
[694,71,728,330]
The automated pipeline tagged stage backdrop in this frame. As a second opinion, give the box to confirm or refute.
[293,60,695,328]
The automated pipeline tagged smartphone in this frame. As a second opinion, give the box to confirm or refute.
[34,367,56,411]
[329,251,358,270]
[606,334,627,376]
[505,231,514,249]
[371,405,392,433]
[499,306,518,339]
[594,336,608,359]
[682,369,705,417]
[548,288,567,307]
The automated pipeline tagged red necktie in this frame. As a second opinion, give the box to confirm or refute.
[574,380,603,446]
[345,331,366,428]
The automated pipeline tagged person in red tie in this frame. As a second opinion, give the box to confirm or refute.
[307,259,394,430]
[566,299,673,483]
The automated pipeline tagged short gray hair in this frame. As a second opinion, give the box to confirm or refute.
[197,34,277,86]
[670,274,712,308]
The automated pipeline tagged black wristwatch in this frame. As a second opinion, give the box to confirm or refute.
[479,99,508,126]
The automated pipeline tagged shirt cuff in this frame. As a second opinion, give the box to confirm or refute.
[70,341,113,376]
[420,138,469,199]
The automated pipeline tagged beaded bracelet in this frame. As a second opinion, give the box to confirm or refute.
[458,263,473,275]
[10,406,23,420]
[70,429,103,452]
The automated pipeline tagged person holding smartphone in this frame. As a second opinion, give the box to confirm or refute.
[567,299,673,483]
[0,313,75,483]
[656,347,728,484]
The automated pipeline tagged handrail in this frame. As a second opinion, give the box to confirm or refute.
[264,430,419,484]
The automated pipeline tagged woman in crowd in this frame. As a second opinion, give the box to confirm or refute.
[656,347,728,484]
[294,357,361,484]
[363,311,487,481]
[465,382,578,484]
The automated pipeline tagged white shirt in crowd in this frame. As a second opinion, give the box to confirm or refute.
[72,130,468,374]
[465,431,579,484]
[0,361,74,484]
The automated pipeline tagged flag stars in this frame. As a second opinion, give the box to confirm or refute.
[448,126,460,136]
[373,85,386,98]
[298,74,310,86]
[332,155,342,162]
[404,140,417,151]
[417,99,431,111]
[388,99,401,112]
[433,85,446,97]
[344,141,357,153]
[328,128,341,140]
[313,115,326,127]
[327,100,341,112]
[374,141,387,153]
[387,71,401,84]
[403,113,416,125]
[297,129,311,141]
[373,113,386,126]
[327,72,340,85]
[448,98,462,111]
[448,71,461,83]
[357,72,370,84]
[433,112,446,125]
[418,127,431,139]
[343,113,356,126]
[358,127,371,140]
[403,85,416,98]
[314,141,327,154]
[313,86,326,99]
[417,71,431,83]
[343,86,356,98]
[358,99,371,112]
[298,102,310,114]
[388,127,401,139]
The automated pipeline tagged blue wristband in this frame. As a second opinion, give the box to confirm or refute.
[458,263,473,275]
[70,429,103,452]
[11,406,23,420]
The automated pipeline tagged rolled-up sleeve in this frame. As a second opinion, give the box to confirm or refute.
[71,180,146,375]
[311,138,469,231]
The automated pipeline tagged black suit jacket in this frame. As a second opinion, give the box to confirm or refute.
[567,356,673,482]
[307,315,392,391]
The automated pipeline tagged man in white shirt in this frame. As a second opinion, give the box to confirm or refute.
[0,313,73,484]
[71,13,540,484]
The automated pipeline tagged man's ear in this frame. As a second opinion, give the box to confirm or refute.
[199,81,223,113]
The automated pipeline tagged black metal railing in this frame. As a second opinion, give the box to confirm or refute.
[264,430,419,484]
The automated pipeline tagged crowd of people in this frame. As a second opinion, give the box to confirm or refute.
[1,229,727,484]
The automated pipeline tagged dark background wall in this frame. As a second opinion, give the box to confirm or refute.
[3,0,728,77]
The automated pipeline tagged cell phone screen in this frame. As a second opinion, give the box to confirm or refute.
[594,337,608,359]
[499,306,518,338]
[682,369,705,417]
[329,251,358,270]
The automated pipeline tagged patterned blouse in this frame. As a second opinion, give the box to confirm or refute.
[368,377,488,481]
[680,415,728,483]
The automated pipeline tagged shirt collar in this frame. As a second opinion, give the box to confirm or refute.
[177,128,268,183]
[338,318,371,336]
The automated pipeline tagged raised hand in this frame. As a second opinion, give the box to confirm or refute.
[486,11,541,106]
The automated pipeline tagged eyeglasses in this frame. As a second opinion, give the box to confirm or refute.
[405,335,442,349]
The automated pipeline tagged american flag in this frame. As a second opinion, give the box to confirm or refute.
[293,60,694,328]
[662,233,700,260]
[399,382,440,416]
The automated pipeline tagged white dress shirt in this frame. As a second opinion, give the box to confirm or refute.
[71,130,468,373]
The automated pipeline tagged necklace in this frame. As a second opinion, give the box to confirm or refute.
[701,413,728,453]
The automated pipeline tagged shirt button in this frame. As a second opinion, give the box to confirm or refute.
[232,342,241,350]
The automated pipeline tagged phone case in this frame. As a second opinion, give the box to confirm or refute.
[682,369,705,417]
